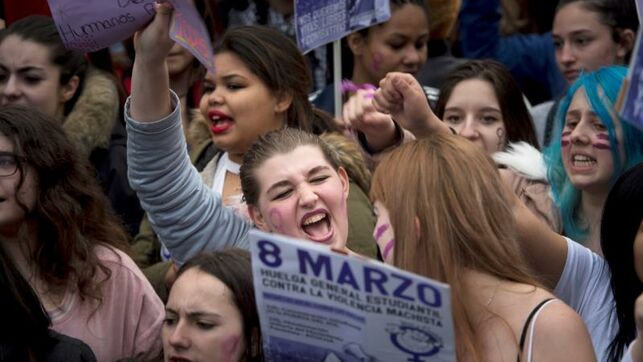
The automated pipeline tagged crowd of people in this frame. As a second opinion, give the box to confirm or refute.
[1,0,643,361]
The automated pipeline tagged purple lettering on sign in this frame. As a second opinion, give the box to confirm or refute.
[47,0,214,73]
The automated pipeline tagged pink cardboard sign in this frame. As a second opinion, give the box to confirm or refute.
[168,0,215,73]
[47,0,214,73]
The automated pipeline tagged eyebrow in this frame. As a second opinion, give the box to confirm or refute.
[566,108,597,117]
[479,107,501,113]
[568,30,593,37]
[565,109,581,120]
[0,64,45,72]
[220,74,246,82]
[553,29,593,38]
[265,165,332,194]
[388,31,429,40]
[165,308,222,318]
[444,106,501,113]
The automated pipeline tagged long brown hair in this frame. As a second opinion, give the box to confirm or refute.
[370,134,538,360]
[0,105,129,307]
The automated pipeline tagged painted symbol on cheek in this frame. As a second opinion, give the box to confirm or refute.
[593,133,611,150]
[372,52,383,73]
[496,127,505,150]
[382,239,395,261]
[220,335,241,362]
[268,208,284,233]
[374,224,395,261]
[374,224,389,240]
[561,131,571,147]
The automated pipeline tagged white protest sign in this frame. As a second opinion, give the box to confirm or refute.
[294,0,391,54]
[250,229,456,361]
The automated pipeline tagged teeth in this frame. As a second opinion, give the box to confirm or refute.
[303,214,325,226]
[573,155,594,162]
[572,154,596,167]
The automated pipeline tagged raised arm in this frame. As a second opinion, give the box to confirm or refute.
[508,187,568,289]
[342,89,398,152]
[130,2,173,122]
[373,72,450,138]
[126,3,250,265]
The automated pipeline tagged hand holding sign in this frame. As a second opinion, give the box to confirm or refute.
[133,1,174,65]
[47,0,215,73]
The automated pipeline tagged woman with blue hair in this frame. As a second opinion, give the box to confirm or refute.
[372,69,643,361]
[543,66,643,253]
[370,66,642,254]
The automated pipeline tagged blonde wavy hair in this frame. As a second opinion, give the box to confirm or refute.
[371,134,538,360]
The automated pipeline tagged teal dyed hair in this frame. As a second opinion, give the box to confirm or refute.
[544,66,643,241]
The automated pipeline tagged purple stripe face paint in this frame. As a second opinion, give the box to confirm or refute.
[561,131,572,147]
[593,132,610,150]
[374,224,389,241]
[382,239,395,261]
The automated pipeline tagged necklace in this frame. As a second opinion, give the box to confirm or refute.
[485,281,502,307]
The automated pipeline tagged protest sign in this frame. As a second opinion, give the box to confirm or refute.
[250,230,456,362]
[167,0,215,73]
[47,0,214,73]
[295,0,391,54]
[619,25,643,130]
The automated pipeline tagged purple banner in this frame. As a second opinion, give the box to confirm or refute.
[295,0,391,53]
[47,0,214,73]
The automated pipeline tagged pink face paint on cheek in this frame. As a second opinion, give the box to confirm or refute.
[268,208,284,233]
[374,224,389,241]
[372,52,383,73]
[220,335,241,362]
[382,238,395,261]
[561,131,572,147]
[593,132,611,150]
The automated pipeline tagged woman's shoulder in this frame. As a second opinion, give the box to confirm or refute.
[92,245,152,282]
[502,285,596,361]
[522,296,596,361]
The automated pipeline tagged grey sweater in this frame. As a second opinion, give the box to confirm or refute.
[125,92,250,265]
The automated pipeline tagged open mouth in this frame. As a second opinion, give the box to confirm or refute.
[208,110,234,134]
[571,154,596,168]
[301,211,333,243]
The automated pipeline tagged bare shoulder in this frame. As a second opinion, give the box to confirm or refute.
[528,297,596,362]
